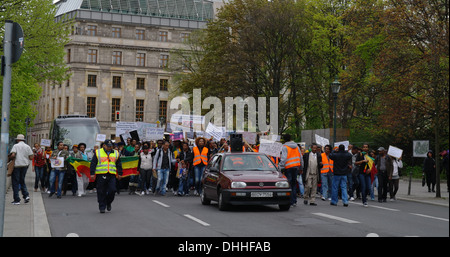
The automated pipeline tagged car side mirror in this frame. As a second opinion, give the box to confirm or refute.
[210,167,219,173]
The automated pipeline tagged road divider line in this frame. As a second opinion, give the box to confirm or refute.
[152,200,170,208]
[409,213,449,222]
[183,214,210,226]
[312,213,360,224]
[349,202,399,211]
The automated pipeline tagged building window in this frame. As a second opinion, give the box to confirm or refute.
[65,97,69,114]
[112,27,121,38]
[112,76,121,88]
[160,79,168,91]
[136,29,145,40]
[67,49,71,63]
[87,25,97,36]
[87,74,97,87]
[159,54,169,68]
[112,51,122,65]
[136,99,144,122]
[111,98,121,121]
[158,31,168,42]
[88,49,97,63]
[180,33,190,43]
[87,97,96,118]
[159,100,167,123]
[136,77,145,90]
[136,53,146,67]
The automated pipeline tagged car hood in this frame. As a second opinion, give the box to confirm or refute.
[223,170,285,181]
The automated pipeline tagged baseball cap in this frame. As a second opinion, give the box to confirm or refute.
[104,139,113,147]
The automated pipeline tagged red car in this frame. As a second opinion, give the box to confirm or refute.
[200,152,291,211]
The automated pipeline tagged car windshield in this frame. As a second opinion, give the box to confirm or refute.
[222,154,277,171]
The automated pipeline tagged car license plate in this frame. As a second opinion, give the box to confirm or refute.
[251,192,273,197]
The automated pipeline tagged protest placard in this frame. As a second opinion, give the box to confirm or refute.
[205,122,225,141]
[315,134,329,146]
[96,134,106,142]
[242,132,257,144]
[259,139,283,158]
[388,145,403,159]
[334,141,350,150]
[145,127,165,141]
[40,139,51,147]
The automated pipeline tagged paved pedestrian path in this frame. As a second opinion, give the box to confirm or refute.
[2,170,448,237]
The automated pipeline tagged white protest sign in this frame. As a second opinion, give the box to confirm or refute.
[259,139,283,158]
[315,134,329,146]
[413,140,429,157]
[334,141,350,150]
[40,139,51,147]
[388,145,403,159]
[116,122,138,137]
[242,132,257,144]
[205,122,225,141]
[145,127,165,140]
[96,134,106,142]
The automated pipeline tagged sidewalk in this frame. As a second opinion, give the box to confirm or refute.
[3,166,51,237]
[2,171,448,237]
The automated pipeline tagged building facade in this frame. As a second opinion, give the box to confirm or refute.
[30,0,218,144]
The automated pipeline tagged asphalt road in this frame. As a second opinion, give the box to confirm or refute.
[42,190,449,237]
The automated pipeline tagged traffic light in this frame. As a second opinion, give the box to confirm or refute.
[115,111,120,120]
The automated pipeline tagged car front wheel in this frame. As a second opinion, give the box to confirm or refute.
[218,190,229,211]
[200,187,211,205]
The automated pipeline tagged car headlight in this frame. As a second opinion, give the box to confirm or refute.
[231,181,247,188]
[275,181,290,188]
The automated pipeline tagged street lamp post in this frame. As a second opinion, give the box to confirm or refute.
[331,77,341,146]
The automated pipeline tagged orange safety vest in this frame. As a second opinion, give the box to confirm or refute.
[193,146,208,166]
[321,153,334,173]
[284,145,301,169]
[271,156,279,167]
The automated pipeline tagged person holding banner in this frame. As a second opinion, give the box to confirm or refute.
[49,141,70,199]
[90,140,122,213]
[75,143,90,197]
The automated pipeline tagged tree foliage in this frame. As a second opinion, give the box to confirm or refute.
[0,0,71,136]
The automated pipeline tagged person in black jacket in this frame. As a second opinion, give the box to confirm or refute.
[423,150,436,192]
[329,144,352,207]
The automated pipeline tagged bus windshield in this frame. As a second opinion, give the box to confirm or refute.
[52,118,100,150]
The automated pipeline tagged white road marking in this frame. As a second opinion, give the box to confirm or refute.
[183,214,210,226]
[349,202,399,211]
[312,213,360,224]
[66,233,79,237]
[366,233,379,237]
[152,200,170,208]
[409,213,449,222]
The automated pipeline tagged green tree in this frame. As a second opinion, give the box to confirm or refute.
[0,0,71,137]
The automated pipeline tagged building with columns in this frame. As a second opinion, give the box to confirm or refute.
[30,0,220,144]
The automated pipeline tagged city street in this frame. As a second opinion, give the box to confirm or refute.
[42,190,449,237]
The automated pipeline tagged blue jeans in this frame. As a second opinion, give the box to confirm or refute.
[284,167,298,205]
[358,173,371,204]
[331,175,348,205]
[156,169,170,195]
[321,172,333,199]
[12,166,29,202]
[193,165,205,194]
[178,175,189,195]
[297,174,304,196]
[34,166,45,189]
[49,169,65,196]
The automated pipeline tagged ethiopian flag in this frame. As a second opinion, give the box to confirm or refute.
[67,157,91,179]
[120,155,140,177]
[363,154,378,183]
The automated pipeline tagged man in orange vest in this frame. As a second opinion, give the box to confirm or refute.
[280,134,303,207]
[320,145,334,201]
[192,137,208,195]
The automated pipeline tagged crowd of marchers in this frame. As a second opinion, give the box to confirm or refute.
[7,133,450,210]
